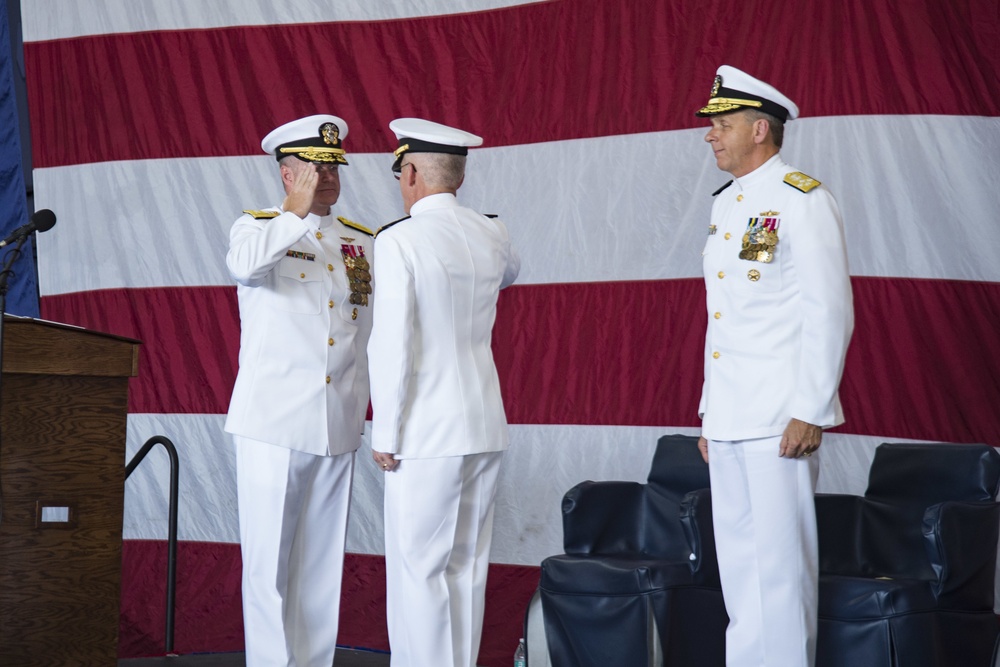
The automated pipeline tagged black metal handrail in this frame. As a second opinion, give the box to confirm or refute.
[125,435,180,655]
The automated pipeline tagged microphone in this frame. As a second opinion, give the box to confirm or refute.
[0,209,57,248]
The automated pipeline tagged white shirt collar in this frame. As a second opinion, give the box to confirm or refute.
[732,153,786,192]
[410,192,460,216]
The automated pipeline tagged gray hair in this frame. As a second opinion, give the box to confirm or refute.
[746,109,785,150]
[744,109,785,149]
[412,153,466,191]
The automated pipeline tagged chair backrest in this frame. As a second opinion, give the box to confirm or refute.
[859,442,1000,579]
[866,443,1000,504]
[641,434,710,557]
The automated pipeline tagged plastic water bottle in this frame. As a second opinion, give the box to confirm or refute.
[513,637,526,667]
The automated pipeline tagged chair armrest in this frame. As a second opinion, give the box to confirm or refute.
[561,480,644,555]
[815,493,866,576]
[679,487,720,587]
[923,501,1000,607]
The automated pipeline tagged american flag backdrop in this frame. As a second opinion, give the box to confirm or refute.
[19,0,1000,663]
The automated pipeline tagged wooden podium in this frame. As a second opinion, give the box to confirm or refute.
[0,316,140,666]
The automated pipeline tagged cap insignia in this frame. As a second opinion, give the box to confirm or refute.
[321,122,340,146]
[710,74,722,98]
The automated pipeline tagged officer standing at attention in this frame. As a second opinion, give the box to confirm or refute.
[224,114,374,667]
[695,67,854,667]
[367,118,520,667]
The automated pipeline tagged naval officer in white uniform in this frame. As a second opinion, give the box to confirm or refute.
[695,67,854,667]
[225,114,375,667]
[367,118,520,667]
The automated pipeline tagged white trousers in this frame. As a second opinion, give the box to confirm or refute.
[707,436,819,667]
[235,435,355,667]
[383,451,503,667]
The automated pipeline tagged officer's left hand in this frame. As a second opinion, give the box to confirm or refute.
[373,450,398,472]
[780,418,822,458]
[697,436,709,463]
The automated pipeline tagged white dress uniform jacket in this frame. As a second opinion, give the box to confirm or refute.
[700,155,853,441]
[225,207,373,454]
[368,193,520,458]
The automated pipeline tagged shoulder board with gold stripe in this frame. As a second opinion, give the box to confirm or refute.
[243,209,280,219]
[374,215,411,239]
[337,216,374,237]
[783,171,821,193]
[712,180,733,197]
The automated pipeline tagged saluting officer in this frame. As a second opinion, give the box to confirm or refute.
[224,114,374,667]
[695,67,854,667]
[368,118,520,667]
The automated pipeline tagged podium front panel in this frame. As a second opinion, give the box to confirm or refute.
[0,317,139,666]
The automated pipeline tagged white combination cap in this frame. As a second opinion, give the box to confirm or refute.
[261,114,349,164]
[389,118,482,172]
[695,65,799,121]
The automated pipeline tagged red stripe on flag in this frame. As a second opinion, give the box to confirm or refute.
[40,277,1000,444]
[26,0,1000,168]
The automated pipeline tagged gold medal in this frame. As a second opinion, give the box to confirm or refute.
[341,245,372,306]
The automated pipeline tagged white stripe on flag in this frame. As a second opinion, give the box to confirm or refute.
[125,413,897,559]
[125,414,1000,610]
[22,0,550,42]
[36,114,1000,297]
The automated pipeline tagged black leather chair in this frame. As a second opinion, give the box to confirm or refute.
[815,442,1000,667]
[538,434,727,666]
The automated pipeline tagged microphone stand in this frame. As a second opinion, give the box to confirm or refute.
[0,233,32,525]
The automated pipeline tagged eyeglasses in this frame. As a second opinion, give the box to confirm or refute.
[313,163,340,174]
[393,162,417,181]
